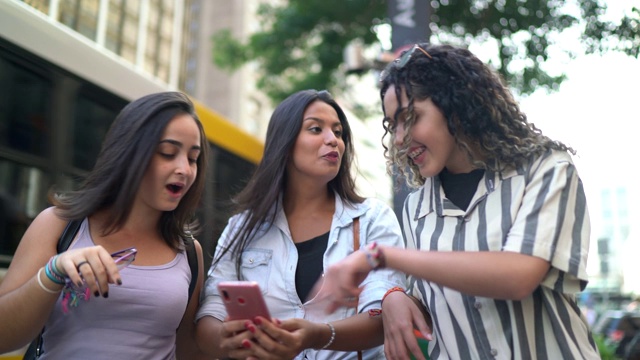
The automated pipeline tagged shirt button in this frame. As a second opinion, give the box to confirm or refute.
[474,301,482,309]
[248,258,254,263]
[490,348,498,356]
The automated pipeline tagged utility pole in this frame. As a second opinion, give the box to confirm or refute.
[343,1,431,218]
[387,0,431,218]
[388,0,431,52]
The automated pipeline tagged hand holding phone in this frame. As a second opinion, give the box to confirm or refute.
[217,281,271,321]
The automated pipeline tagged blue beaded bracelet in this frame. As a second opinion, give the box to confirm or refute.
[51,255,64,276]
[45,257,66,285]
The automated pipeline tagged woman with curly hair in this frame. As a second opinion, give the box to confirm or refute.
[317,44,600,359]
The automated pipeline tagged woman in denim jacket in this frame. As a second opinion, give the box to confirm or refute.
[195,89,405,360]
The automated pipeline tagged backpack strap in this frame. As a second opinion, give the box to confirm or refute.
[56,220,83,253]
[183,235,198,301]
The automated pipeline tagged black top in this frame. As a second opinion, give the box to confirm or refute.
[294,231,329,302]
[439,168,485,211]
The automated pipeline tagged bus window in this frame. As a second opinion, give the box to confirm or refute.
[0,159,50,267]
[72,92,123,171]
[0,55,52,157]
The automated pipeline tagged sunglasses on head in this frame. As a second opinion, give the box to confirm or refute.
[380,44,432,82]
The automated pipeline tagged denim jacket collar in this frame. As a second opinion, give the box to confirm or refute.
[271,191,368,236]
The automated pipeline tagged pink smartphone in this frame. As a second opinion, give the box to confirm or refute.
[217,281,271,321]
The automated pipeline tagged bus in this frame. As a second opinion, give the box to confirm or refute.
[0,3,262,356]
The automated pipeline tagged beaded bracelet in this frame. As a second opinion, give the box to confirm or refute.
[51,255,64,277]
[362,241,386,270]
[321,322,336,349]
[48,256,66,278]
[45,263,65,285]
[44,255,66,285]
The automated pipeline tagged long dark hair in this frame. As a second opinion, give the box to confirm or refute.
[380,43,574,188]
[51,91,209,250]
[213,89,363,271]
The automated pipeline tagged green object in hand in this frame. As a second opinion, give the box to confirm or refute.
[410,329,430,360]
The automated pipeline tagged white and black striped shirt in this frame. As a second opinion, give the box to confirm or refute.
[403,150,600,359]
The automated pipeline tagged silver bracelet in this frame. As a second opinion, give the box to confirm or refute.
[322,322,336,349]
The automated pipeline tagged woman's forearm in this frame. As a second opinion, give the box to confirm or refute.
[195,316,229,358]
[329,312,384,351]
[382,246,550,300]
[0,268,61,353]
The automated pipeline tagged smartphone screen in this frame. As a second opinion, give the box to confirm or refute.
[217,281,271,321]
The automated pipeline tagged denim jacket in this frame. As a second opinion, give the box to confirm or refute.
[197,194,406,360]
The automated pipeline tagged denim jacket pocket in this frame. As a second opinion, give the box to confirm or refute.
[240,249,273,294]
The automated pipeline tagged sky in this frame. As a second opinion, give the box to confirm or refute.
[514,0,640,292]
[520,51,640,210]
[519,50,640,288]
[516,0,640,246]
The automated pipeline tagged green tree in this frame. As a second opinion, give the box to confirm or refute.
[212,0,639,105]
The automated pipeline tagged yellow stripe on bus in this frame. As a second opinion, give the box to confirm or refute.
[0,350,24,360]
[193,100,263,164]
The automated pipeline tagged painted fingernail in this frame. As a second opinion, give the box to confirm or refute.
[117,279,122,285]
[242,339,252,349]
[247,324,256,333]
[103,292,109,298]
[94,291,100,297]
[253,317,262,325]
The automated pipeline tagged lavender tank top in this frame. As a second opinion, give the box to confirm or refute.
[40,219,191,360]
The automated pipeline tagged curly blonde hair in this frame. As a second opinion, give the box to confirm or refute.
[380,43,574,188]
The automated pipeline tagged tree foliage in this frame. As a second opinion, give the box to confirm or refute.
[211,0,639,105]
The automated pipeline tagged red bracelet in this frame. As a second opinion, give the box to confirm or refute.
[382,286,405,303]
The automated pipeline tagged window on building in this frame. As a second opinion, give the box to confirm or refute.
[145,0,174,83]
[111,0,140,64]
[22,0,49,13]
[58,0,100,42]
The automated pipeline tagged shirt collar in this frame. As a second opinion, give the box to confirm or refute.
[415,166,521,220]
[272,191,367,235]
